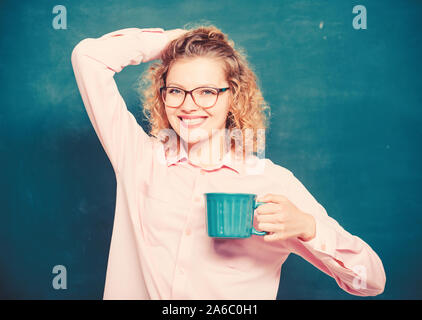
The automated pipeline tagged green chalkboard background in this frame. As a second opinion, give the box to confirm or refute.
[1,0,421,299]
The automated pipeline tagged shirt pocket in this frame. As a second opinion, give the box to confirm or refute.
[212,238,257,273]
[139,181,188,246]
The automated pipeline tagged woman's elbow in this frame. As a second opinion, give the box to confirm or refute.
[341,265,386,297]
[71,38,94,63]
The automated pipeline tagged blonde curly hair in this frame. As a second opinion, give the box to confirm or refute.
[137,23,270,153]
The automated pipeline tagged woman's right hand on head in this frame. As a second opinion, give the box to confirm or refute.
[164,28,189,42]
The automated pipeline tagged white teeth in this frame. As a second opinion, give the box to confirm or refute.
[180,118,206,125]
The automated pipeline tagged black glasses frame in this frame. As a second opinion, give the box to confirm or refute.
[160,86,230,109]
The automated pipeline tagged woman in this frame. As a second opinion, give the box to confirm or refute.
[71,25,386,299]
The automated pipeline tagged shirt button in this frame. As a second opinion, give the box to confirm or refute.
[185,228,191,236]
[200,169,206,175]
[179,267,184,275]
[194,196,201,202]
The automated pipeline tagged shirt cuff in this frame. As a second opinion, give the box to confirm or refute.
[298,215,338,258]
[137,28,168,62]
[98,27,168,65]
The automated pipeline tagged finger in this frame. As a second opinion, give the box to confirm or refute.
[257,193,289,204]
[264,230,298,242]
[263,233,279,242]
[255,203,282,215]
[257,212,285,223]
[257,223,283,233]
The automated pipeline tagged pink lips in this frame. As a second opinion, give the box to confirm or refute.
[178,116,208,129]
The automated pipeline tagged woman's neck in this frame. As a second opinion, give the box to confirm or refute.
[183,133,232,168]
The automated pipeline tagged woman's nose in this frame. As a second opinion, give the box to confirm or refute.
[180,93,199,111]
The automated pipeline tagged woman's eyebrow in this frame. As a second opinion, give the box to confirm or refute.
[167,82,219,88]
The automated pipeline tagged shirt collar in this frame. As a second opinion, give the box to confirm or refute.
[164,139,244,174]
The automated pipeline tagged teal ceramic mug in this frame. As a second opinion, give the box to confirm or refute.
[204,192,268,238]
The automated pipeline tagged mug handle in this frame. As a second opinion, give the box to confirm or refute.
[252,201,268,236]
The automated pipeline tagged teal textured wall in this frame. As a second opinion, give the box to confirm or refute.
[1,0,421,299]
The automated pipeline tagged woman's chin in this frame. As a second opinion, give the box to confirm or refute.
[177,129,209,145]
[179,134,209,147]
[180,136,202,146]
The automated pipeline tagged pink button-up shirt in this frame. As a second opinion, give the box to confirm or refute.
[71,27,386,300]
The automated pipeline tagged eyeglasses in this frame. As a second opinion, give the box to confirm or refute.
[160,86,230,109]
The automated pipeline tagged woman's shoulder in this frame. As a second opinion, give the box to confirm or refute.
[242,154,295,180]
[261,157,294,178]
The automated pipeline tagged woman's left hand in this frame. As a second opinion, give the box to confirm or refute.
[255,193,316,242]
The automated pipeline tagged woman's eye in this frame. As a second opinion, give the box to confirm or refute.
[168,88,182,95]
[200,89,217,95]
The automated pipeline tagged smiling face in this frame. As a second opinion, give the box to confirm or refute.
[164,56,231,149]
